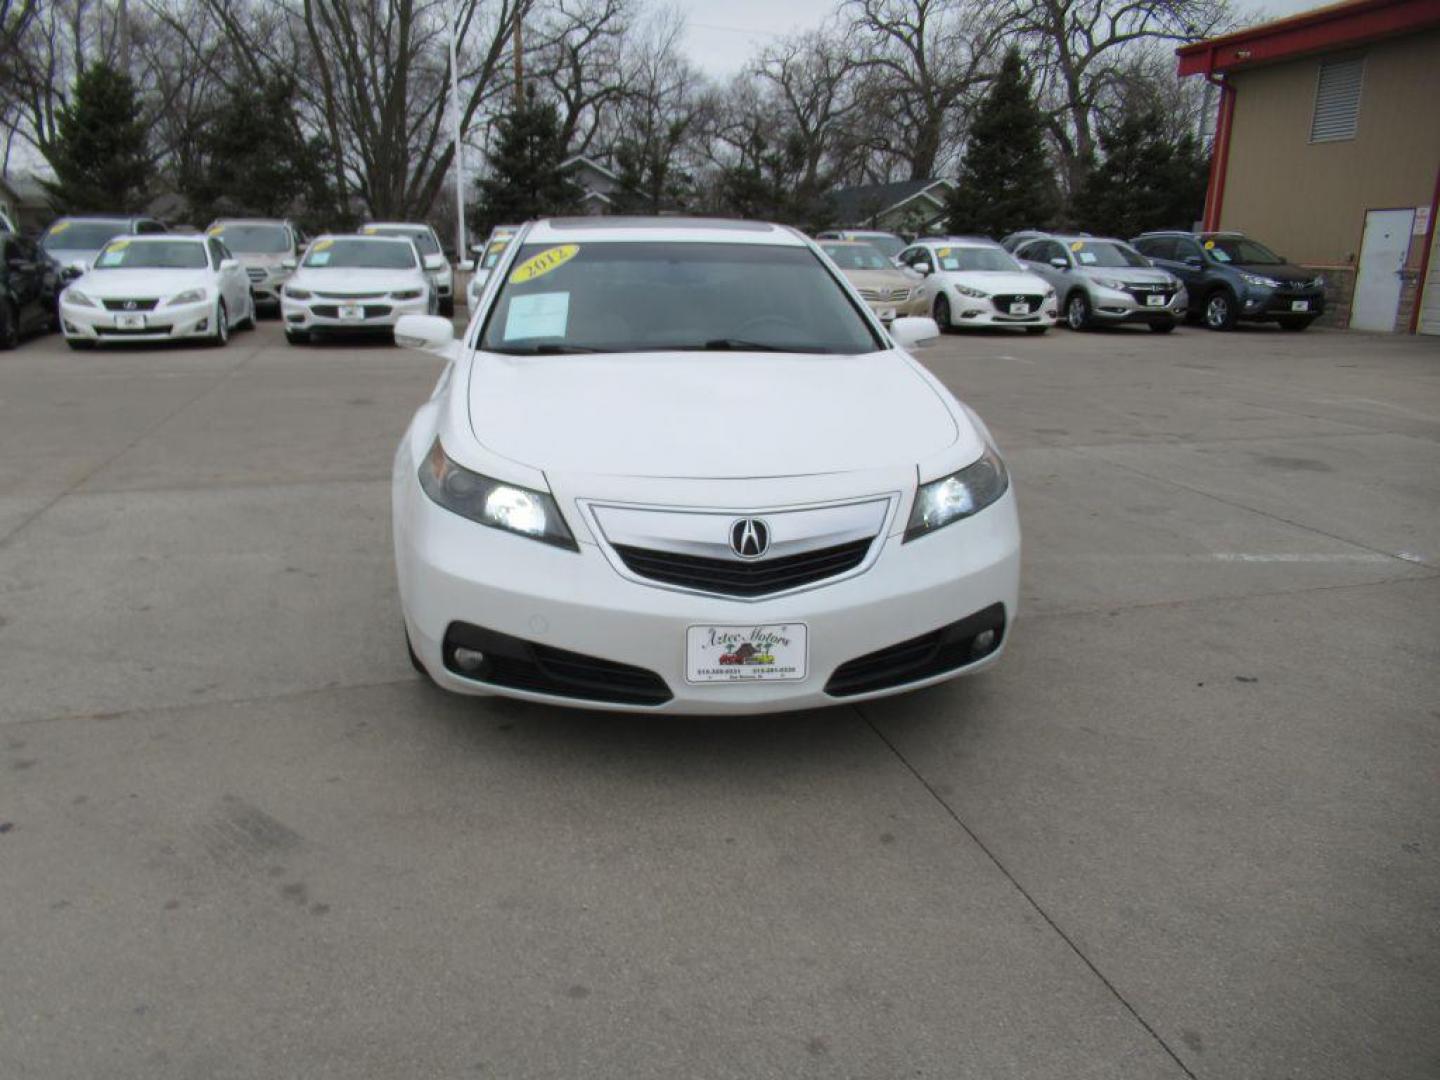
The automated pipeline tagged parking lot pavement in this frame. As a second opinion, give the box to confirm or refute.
[1,322,1436,1078]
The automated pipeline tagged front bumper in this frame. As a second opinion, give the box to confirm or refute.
[1088,285,1187,324]
[394,470,1021,714]
[949,290,1058,327]
[247,273,290,306]
[1244,287,1325,322]
[60,298,215,342]
[282,295,430,331]
[862,295,927,319]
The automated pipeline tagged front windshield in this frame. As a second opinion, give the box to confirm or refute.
[364,226,440,256]
[821,243,891,270]
[1069,241,1149,269]
[936,247,1020,272]
[93,239,206,270]
[210,223,290,254]
[481,237,513,270]
[851,233,904,259]
[479,241,882,356]
[42,220,129,253]
[1205,237,1283,265]
[303,238,417,269]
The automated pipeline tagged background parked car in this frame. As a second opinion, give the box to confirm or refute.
[817,240,926,320]
[1131,231,1326,331]
[40,216,168,275]
[467,224,520,309]
[281,235,434,344]
[814,229,907,260]
[897,237,1057,334]
[206,218,305,316]
[1013,233,1186,333]
[361,222,454,317]
[1,231,59,348]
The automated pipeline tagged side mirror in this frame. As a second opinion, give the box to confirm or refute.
[457,259,475,273]
[219,257,240,270]
[68,259,88,275]
[395,313,456,355]
[890,316,941,348]
[1184,255,1202,268]
[422,253,446,271]
[281,257,297,270]
[1049,257,1068,270]
[912,261,932,276]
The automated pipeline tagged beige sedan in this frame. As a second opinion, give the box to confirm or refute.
[818,241,927,320]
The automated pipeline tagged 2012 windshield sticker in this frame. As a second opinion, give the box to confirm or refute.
[510,244,579,284]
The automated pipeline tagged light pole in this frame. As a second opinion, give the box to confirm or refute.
[449,0,468,264]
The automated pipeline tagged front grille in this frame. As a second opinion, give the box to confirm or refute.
[101,298,158,311]
[246,267,266,283]
[443,622,672,706]
[825,603,1007,697]
[1126,287,1173,305]
[315,290,385,300]
[98,325,172,336]
[311,304,393,319]
[858,287,911,303]
[990,293,1043,313]
[613,538,873,598]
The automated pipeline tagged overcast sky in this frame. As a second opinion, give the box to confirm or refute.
[674,0,1328,76]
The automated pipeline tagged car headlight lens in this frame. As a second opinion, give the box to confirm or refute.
[391,289,423,300]
[284,286,312,300]
[418,439,577,550]
[1311,275,1325,289]
[65,289,96,307]
[1094,276,1125,290]
[1241,272,1280,288]
[905,446,1009,542]
[166,289,207,307]
[952,284,989,299]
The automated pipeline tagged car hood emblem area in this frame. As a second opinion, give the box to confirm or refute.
[730,518,770,559]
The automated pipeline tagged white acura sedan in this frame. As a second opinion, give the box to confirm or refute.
[392,218,1020,714]
[59,234,255,349]
[281,235,435,344]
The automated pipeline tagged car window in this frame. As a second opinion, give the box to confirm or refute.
[40,220,129,253]
[1204,237,1283,265]
[1067,240,1148,268]
[1174,239,1202,261]
[303,238,418,269]
[478,241,884,356]
[857,234,905,260]
[363,225,440,256]
[209,223,291,254]
[1136,237,1174,260]
[934,246,1020,272]
[480,237,513,270]
[137,220,166,234]
[93,239,207,269]
[821,243,891,270]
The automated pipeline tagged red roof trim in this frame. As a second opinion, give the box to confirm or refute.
[1177,0,1440,76]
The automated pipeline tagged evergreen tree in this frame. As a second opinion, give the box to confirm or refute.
[44,63,150,213]
[474,91,584,232]
[946,50,1058,238]
[1073,109,1209,238]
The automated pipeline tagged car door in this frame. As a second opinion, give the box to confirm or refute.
[898,246,936,306]
[1169,238,1207,313]
[3,236,44,331]
[1018,241,1061,292]
[208,238,244,316]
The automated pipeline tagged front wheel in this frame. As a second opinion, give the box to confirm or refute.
[1148,320,1176,334]
[933,294,951,332]
[1203,291,1238,331]
[1065,292,1091,330]
[209,299,230,346]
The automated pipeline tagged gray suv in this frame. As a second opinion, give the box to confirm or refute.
[205,219,305,314]
[1013,233,1187,333]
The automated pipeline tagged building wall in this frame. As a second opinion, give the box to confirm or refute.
[1219,29,1440,329]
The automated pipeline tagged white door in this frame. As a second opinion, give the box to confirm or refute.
[1350,208,1414,332]
[1419,221,1440,336]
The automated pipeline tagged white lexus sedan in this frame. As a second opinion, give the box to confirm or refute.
[391,218,1020,714]
[281,235,434,344]
[898,238,1058,334]
[58,234,255,350]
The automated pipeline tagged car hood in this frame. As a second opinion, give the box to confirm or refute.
[75,268,211,298]
[842,267,913,290]
[940,271,1050,293]
[1079,265,1174,285]
[232,251,292,271]
[288,267,425,292]
[468,350,966,479]
[1231,261,1317,283]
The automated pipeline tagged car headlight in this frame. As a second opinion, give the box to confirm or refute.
[952,284,989,299]
[64,289,96,307]
[1240,272,1280,289]
[165,289,207,307]
[418,439,577,550]
[284,286,312,300]
[905,446,1009,542]
[1094,276,1125,290]
[1311,275,1325,289]
[391,289,423,300]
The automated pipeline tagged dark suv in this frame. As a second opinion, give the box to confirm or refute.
[1131,231,1325,331]
[0,232,59,349]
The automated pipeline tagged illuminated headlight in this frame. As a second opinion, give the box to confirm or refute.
[1240,272,1281,288]
[165,289,207,307]
[284,286,312,300]
[1094,276,1125,290]
[64,289,96,308]
[391,289,423,300]
[418,439,577,550]
[904,446,1009,542]
[952,284,989,299]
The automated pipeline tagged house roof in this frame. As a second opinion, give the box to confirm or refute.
[561,155,620,183]
[828,179,954,227]
[1177,0,1440,76]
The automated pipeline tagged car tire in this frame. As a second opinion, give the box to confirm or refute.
[66,338,95,351]
[439,297,455,319]
[1024,325,1048,335]
[1278,317,1314,332]
[1203,290,1238,331]
[0,301,18,350]
[285,328,309,346]
[933,294,952,332]
[1065,292,1091,330]
[1148,319,1176,334]
[210,299,230,346]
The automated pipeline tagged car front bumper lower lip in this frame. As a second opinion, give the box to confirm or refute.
[281,297,430,328]
[60,299,214,341]
[395,476,1022,714]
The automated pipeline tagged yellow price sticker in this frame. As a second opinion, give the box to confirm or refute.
[51,220,72,235]
[509,244,579,284]
[207,225,225,236]
[361,225,377,235]
[313,238,334,251]
[107,239,131,252]
[937,247,952,256]
[1070,240,1085,252]
[1203,240,1215,250]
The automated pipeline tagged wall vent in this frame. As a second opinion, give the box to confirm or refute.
[1310,56,1364,143]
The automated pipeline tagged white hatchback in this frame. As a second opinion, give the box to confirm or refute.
[899,239,1059,334]
[391,217,1021,714]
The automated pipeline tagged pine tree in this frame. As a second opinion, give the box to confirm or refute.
[1073,110,1209,238]
[946,50,1058,238]
[474,91,584,232]
[44,63,150,213]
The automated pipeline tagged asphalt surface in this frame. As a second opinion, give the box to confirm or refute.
[1,317,1437,1079]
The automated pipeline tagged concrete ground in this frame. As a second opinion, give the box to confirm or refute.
[0,318,1436,1079]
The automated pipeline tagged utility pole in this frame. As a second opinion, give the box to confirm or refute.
[449,0,468,264]
[512,6,524,109]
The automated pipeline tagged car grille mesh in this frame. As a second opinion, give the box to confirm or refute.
[858,287,911,303]
[989,293,1043,312]
[612,538,873,597]
[246,268,267,283]
[311,304,392,319]
[101,298,159,311]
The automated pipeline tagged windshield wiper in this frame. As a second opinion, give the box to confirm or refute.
[700,339,823,353]
[492,343,606,355]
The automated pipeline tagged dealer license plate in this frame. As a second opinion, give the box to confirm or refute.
[339,304,364,321]
[115,313,146,330]
[1145,294,1165,307]
[686,624,807,684]
[1291,300,1309,312]
[1008,302,1030,316]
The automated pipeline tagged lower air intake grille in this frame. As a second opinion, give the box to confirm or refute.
[613,538,873,598]
[824,603,1006,697]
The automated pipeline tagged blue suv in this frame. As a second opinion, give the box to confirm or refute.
[1131,231,1325,331]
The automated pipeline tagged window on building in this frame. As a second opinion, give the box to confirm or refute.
[1310,56,1364,143]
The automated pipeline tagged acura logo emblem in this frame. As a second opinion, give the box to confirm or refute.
[730,518,770,559]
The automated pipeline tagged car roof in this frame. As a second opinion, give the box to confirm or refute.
[917,236,1002,247]
[362,222,434,231]
[310,233,415,245]
[524,217,808,247]
[816,239,878,246]
[210,218,289,226]
[119,233,203,243]
[1032,233,1126,246]
[52,215,137,224]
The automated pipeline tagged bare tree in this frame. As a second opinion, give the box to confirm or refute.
[752,26,862,195]
[533,0,630,155]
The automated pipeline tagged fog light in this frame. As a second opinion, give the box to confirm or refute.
[970,629,997,659]
[196,318,209,332]
[453,647,486,673]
